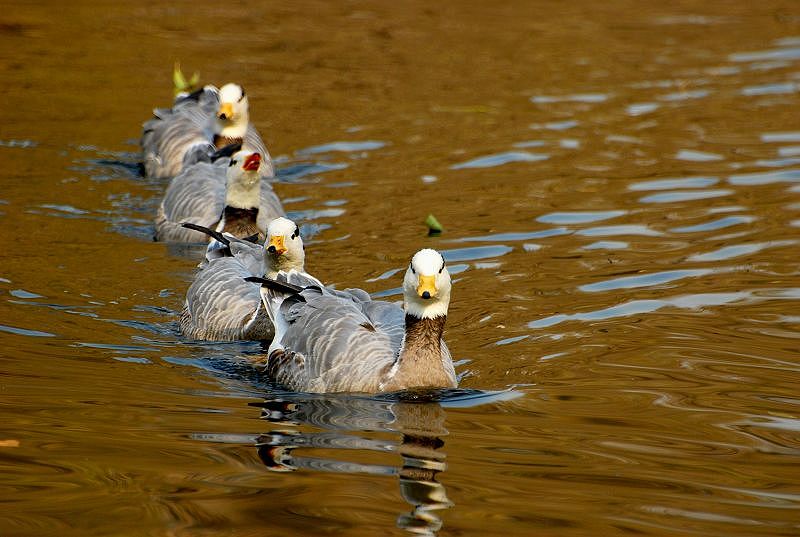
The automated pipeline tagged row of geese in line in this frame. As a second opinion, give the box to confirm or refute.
[139,82,459,394]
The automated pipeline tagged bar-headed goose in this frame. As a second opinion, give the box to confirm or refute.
[141,83,272,179]
[155,149,284,243]
[180,217,316,341]
[249,249,458,393]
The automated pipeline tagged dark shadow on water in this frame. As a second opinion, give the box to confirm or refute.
[250,388,521,536]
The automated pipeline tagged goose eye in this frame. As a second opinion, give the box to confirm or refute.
[229,159,236,167]
[238,88,246,102]
[292,226,300,239]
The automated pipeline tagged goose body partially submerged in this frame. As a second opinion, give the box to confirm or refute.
[155,149,284,243]
[141,83,272,179]
[180,217,315,341]
[252,249,458,393]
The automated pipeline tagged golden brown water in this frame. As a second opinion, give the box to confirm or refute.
[2,1,800,535]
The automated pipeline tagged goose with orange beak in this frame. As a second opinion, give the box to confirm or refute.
[179,217,315,341]
[141,82,272,179]
[155,150,283,243]
[250,248,458,393]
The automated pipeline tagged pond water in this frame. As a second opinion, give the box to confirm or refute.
[1,2,799,535]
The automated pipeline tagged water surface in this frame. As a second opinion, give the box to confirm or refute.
[1,2,799,536]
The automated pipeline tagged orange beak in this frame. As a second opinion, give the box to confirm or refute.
[243,153,261,171]
[218,102,234,120]
[417,275,437,299]
[267,235,286,255]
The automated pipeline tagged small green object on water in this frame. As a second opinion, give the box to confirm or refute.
[425,214,444,236]
[173,62,201,97]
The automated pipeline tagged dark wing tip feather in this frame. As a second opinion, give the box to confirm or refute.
[244,276,305,294]
[180,222,230,245]
[211,142,243,162]
[175,87,205,105]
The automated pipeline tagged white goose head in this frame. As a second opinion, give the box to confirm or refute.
[225,150,261,209]
[216,83,249,138]
[265,217,305,275]
[403,249,451,319]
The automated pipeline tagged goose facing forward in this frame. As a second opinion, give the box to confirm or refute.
[155,150,284,243]
[254,249,458,393]
[180,217,311,341]
[141,83,272,179]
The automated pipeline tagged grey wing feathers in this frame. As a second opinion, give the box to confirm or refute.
[281,270,325,289]
[268,289,402,393]
[227,239,267,275]
[154,162,225,242]
[141,87,218,179]
[180,255,272,341]
[361,300,405,349]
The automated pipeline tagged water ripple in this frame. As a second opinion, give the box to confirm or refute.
[741,82,799,96]
[675,150,724,162]
[0,324,56,338]
[728,168,800,185]
[688,240,797,262]
[530,120,579,131]
[582,240,629,250]
[670,215,757,233]
[276,161,349,182]
[452,228,570,242]
[579,269,716,293]
[297,140,386,155]
[440,245,513,263]
[626,103,660,116]
[529,291,753,329]
[537,210,626,225]
[729,47,800,63]
[530,93,609,103]
[629,176,719,191]
[450,151,549,169]
[576,225,663,237]
[761,132,800,143]
[658,89,710,102]
[638,189,733,203]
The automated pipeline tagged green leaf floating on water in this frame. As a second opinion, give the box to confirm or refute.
[173,62,201,96]
[425,214,444,236]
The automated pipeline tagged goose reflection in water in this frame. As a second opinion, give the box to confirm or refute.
[253,392,456,536]
[250,388,522,534]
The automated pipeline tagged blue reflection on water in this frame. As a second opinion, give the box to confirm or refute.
[450,151,549,169]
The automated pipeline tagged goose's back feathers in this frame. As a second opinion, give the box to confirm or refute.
[180,240,271,341]
[266,286,406,393]
[155,161,226,242]
[142,87,219,179]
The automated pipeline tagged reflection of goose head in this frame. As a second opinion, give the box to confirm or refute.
[253,394,453,535]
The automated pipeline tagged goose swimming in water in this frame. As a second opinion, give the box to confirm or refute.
[141,83,272,179]
[249,249,458,393]
[180,217,314,341]
[154,149,284,243]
